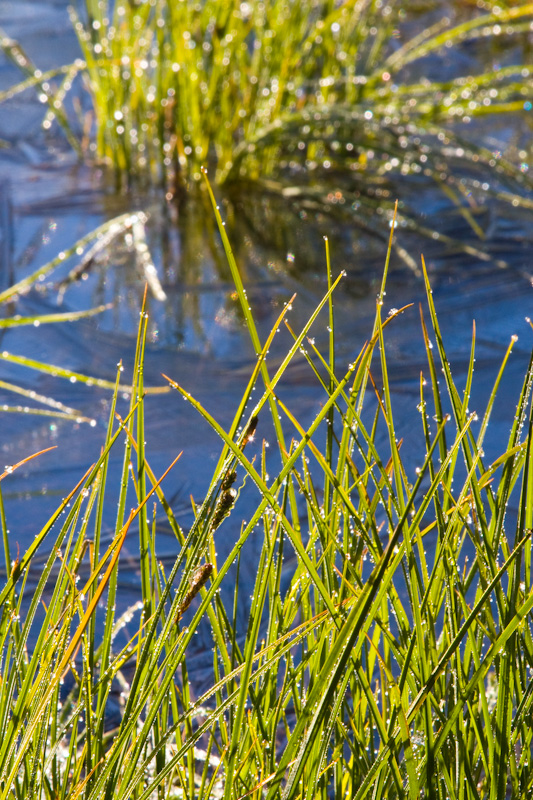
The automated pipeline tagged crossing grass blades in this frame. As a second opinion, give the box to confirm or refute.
[0,188,533,798]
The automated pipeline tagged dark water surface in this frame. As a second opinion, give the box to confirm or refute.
[1,2,533,674]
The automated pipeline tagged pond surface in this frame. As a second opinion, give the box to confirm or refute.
[1,1,533,674]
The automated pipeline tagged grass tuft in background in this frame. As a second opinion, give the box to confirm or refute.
[2,1,533,251]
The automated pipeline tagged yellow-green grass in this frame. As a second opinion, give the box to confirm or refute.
[0,186,532,798]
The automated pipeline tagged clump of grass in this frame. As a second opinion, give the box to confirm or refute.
[0,187,532,798]
[2,2,533,249]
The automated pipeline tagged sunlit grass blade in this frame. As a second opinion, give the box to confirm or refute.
[0,29,80,152]
[0,304,111,328]
[0,378,94,421]
[0,350,169,394]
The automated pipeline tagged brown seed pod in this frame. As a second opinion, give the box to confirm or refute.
[221,469,237,491]
[175,563,214,622]
[211,487,237,530]
[241,415,258,448]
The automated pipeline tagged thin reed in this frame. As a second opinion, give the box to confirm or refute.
[0,187,532,798]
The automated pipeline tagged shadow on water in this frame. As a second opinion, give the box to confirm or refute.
[1,1,533,687]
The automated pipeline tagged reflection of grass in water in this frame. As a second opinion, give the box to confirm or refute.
[1,189,533,798]
[1,1,533,253]
[0,213,171,422]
